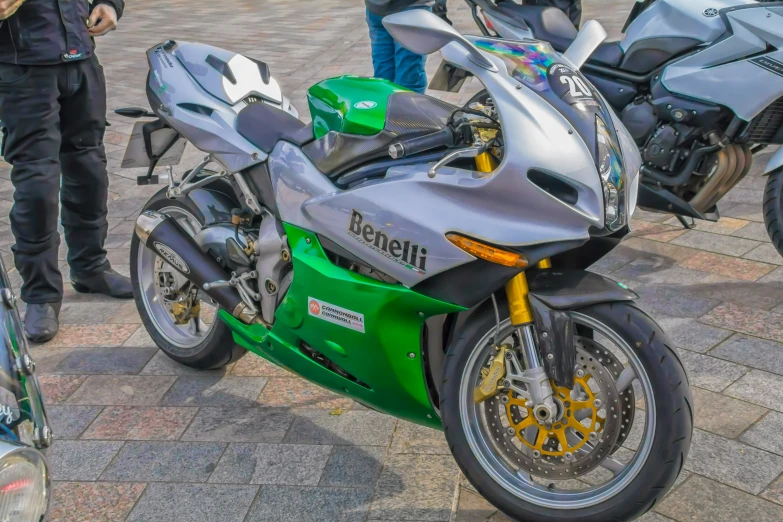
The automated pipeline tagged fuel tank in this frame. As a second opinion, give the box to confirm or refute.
[621,0,756,50]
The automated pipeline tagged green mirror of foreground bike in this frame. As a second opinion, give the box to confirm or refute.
[119,9,692,522]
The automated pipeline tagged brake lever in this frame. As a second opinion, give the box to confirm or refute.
[428,141,485,178]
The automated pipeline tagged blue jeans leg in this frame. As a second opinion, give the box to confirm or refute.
[366,9,396,82]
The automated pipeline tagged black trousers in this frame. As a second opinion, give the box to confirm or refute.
[0,57,110,304]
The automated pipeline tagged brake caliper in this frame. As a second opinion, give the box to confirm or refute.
[474,344,509,403]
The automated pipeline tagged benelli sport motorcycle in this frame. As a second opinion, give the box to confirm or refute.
[117,10,692,521]
[465,0,783,253]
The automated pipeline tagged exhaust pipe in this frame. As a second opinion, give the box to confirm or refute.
[135,210,260,324]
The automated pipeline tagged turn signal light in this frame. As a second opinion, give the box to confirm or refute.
[446,234,528,268]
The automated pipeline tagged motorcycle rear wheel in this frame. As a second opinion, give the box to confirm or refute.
[764,166,783,259]
[441,300,692,522]
[130,189,246,370]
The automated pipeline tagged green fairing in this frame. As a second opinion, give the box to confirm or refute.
[307,75,408,139]
[218,224,466,429]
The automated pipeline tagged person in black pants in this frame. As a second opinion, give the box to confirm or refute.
[0,0,130,343]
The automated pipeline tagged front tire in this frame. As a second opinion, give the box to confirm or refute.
[764,167,783,259]
[441,300,692,522]
[130,188,245,370]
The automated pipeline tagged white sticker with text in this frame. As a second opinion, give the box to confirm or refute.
[308,297,365,333]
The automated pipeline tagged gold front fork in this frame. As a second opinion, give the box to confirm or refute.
[505,259,551,326]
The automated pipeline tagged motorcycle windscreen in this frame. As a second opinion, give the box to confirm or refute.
[472,38,619,168]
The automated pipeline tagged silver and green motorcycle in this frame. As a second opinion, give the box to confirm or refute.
[117,10,692,521]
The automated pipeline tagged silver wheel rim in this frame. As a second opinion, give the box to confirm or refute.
[137,206,217,350]
[459,313,656,509]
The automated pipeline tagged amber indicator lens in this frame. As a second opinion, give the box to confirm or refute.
[446,234,528,268]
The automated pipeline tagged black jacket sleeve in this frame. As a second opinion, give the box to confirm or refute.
[94,0,125,20]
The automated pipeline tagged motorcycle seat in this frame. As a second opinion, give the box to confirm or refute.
[236,101,315,154]
[493,4,624,69]
[303,92,456,179]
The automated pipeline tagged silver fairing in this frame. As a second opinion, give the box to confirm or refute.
[620,0,755,50]
[269,37,641,288]
[659,5,783,122]
[145,41,296,173]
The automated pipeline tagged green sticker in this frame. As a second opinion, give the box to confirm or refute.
[618,282,629,289]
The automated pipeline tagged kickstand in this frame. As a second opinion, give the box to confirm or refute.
[675,215,695,229]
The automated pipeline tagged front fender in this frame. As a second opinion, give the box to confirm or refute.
[764,147,783,175]
[528,269,637,388]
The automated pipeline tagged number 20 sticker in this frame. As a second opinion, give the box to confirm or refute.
[547,63,598,109]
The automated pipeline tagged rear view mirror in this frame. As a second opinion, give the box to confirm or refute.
[563,20,608,70]
[383,10,497,72]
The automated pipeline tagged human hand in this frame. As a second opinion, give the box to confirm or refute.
[0,0,25,20]
[87,4,117,37]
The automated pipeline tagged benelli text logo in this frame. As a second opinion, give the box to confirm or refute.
[348,210,427,274]
[154,242,190,274]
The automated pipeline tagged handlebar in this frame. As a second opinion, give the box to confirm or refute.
[388,127,456,159]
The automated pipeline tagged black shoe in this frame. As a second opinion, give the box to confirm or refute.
[71,268,133,299]
[24,302,61,343]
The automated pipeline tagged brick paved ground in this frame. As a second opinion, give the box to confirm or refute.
[1,0,782,520]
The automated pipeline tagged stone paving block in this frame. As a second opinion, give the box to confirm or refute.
[52,347,157,375]
[58,302,129,325]
[685,429,783,494]
[101,441,226,482]
[39,375,87,404]
[616,237,698,263]
[320,445,386,488]
[126,483,258,522]
[664,216,749,235]
[760,266,783,283]
[140,351,229,376]
[29,346,74,373]
[82,406,197,441]
[722,203,765,222]
[655,317,732,353]
[613,260,711,287]
[723,187,765,206]
[49,482,146,522]
[657,475,783,522]
[110,302,142,324]
[246,485,373,522]
[230,354,292,377]
[761,474,783,506]
[162,375,268,407]
[46,405,103,439]
[47,324,140,347]
[122,326,156,348]
[370,454,460,522]
[671,230,761,256]
[740,412,783,456]
[678,350,748,392]
[257,376,354,409]
[52,440,124,480]
[726,370,783,412]
[638,514,674,522]
[710,335,783,375]
[679,251,776,281]
[701,303,783,343]
[733,221,772,241]
[691,387,767,439]
[390,420,451,455]
[744,244,783,266]
[454,489,498,522]
[67,375,176,406]
[587,245,638,275]
[634,285,720,318]
[182,407,293,443]
[283,410,397,447]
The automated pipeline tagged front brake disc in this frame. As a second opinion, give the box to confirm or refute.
[482,342,624,479]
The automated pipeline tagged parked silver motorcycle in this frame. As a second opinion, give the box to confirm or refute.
[464,0,783,252]
[116,10,691,521]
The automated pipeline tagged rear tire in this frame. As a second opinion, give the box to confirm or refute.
[441,300,692,522]
[130,188,245,370]
[764,167,783,259]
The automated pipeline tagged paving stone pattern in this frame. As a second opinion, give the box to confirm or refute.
[2,0,782,520]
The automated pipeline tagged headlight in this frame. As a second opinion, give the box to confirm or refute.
[0,443,49,522]
[595,116,625,231]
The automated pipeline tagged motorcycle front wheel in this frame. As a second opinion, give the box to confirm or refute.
[440,300,692,521]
